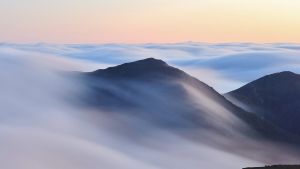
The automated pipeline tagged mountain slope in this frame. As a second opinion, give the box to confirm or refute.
[71,58,300,164]
[226,71,300,136]
[76,59,300,146]
[81,58,236,129]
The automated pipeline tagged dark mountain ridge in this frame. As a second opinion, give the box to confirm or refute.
[90,58,186,80]
[76,58,300,146]
[226,71,300,136]
[69,58,300,164]
[83,58,233,128]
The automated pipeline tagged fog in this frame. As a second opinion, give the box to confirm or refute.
[0,45,299,169]
[2,43,300,92]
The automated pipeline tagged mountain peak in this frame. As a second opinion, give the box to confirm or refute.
[277,71,296,75]
[254,71,300,85]
[266,71,298,78]
[227,71,300,92]
[90,58,184,80]
[132,57,167,66]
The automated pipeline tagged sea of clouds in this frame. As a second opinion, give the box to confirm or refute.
[1,43,300,169]
[2,42,300,92]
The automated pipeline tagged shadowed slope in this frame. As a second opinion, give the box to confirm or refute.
[226,71,300,136]
[76,58,300,144]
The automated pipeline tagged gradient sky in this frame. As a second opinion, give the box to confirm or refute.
[1,0,300,43]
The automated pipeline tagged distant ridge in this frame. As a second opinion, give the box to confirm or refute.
[226,71,300,136]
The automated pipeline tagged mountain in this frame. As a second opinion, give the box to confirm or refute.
[226,71,300,136]
[75,58,300,145]
[80,58,238,129]
[70,58,300,164]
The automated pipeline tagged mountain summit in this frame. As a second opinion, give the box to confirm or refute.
[90,58,186,80]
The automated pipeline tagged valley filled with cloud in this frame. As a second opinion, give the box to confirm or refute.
[1,43,300,169]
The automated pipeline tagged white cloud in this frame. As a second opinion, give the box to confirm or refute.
[3,43,300,92]
[1,43,300,169]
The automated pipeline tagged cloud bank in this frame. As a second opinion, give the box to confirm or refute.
[2,42,300,92]
[1,43,300,169]
[0,44,264,169]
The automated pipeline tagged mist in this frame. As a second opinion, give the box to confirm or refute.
[1,45,300,169]
[2,43,300,93]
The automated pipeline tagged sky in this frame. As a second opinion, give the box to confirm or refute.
[1,0,300,43]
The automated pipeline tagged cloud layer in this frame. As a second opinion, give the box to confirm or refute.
[2,43,300,92]
[0,47,263,169]
[1,43,300,169]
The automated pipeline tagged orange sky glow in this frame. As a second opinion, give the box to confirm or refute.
[1,0,300,43]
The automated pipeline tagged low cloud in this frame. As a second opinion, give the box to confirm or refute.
[1,43,300,169]
[3,43,300,92]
